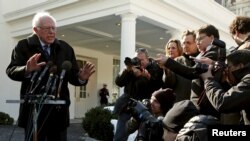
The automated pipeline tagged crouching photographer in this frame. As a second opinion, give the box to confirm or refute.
[126,88,176,141]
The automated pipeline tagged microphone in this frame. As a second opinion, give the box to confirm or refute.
[56,61,72,98]
[27,71,39,94]
[60,61,72,80]
[30,61,53,94]
[50,75,58,96]
[31,71,39,84]
[44,65,57,96]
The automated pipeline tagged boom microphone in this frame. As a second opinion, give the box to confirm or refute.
[56,61,72,98]
[30,61,53,94]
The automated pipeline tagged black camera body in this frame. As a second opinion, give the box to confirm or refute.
[124,57,141,68]
[126,98,163,141]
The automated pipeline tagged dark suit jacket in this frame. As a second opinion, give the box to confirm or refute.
[6,34,86,130]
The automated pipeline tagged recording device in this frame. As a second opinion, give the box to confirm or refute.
[56,61,72,99]
[126,98,163,141]
[124,57,142,71]
[193,38,227,76]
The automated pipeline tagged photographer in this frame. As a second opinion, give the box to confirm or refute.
[127,88,176,141]
[200,49,250,125]
[114,48,163,141]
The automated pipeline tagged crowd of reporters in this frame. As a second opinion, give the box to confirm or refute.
[113,16,250,141]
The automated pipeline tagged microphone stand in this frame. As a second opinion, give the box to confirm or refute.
[33,101,38,141]
[6,93,65,141]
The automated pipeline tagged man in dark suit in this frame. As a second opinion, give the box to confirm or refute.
[6,12,95,141]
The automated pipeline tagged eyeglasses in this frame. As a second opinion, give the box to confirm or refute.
[38,26,56,32]
[196,35,207,42]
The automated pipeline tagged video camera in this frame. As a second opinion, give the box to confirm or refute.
[126,98,163,141]
[193,38,227,77]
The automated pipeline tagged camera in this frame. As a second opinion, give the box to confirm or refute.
[126,98,163,141]
[124,57,141,70]
[193,38,227,76]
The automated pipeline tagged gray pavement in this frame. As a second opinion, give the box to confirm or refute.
[0,119,98,141]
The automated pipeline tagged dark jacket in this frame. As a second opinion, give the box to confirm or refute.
[115,58,163,100]
[145,58,164,99]
[113,58,163,114]
[164,45,225,118]
[6,34,85,129]
[204,64,250,124]
[176,115,219,141]
[163,53,198,102]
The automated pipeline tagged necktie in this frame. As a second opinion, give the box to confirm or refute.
[43,45,50,59]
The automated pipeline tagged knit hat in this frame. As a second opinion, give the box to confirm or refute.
[152,88,176,115]
[162,100,199,133]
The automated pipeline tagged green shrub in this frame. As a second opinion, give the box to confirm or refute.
[82,106,114,141]
[0,112,14,125]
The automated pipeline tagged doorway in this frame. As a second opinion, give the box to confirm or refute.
[74,56,97,118]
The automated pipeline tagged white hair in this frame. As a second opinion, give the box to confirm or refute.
[32,11,56,28]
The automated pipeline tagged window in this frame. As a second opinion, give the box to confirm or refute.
[113,59,120,98]
[76,60,87,98]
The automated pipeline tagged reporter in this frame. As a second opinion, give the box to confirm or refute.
[162,30,199,102]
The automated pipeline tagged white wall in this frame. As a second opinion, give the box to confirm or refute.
[1,0,47,14]
[0,12,20,120]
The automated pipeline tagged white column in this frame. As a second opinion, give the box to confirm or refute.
[120,12,137,70]
[119,12,137,95]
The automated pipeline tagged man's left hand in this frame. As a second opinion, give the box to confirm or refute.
[78,62,95,81]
